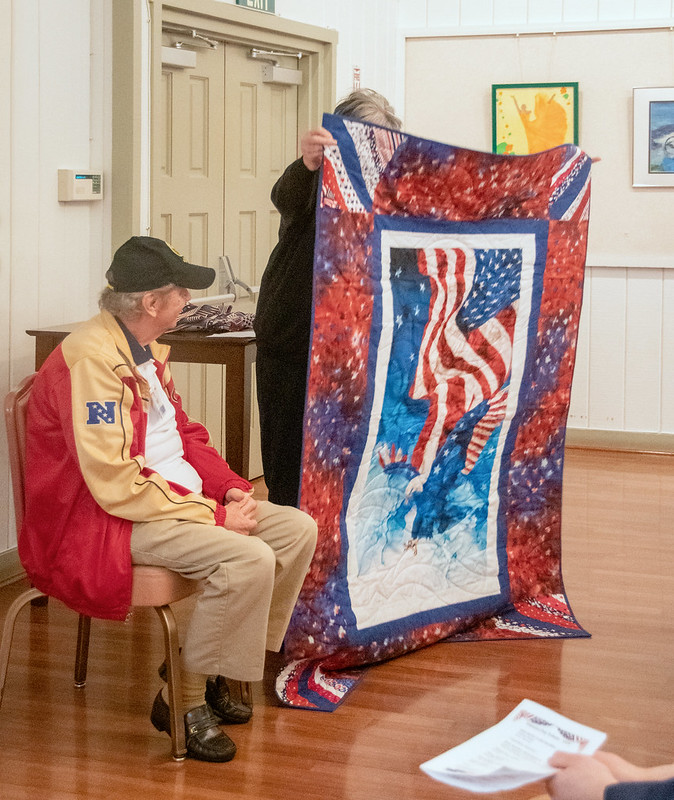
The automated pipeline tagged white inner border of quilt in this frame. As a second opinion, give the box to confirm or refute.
[344,228,538,630]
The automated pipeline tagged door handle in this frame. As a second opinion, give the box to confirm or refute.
[218,255,256,300]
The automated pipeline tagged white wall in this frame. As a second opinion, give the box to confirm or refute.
[1,0,112,570]
[397,1,674,445]
[2,0,673,571]
[398,0,674,27]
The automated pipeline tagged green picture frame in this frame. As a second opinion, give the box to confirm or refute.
[492,82,579,155]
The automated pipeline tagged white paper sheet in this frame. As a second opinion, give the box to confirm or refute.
[206,330,255,338]
[420,699,606,793]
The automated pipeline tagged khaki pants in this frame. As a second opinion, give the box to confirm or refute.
[130,501,317,682]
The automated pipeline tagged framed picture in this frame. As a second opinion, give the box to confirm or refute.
[632,87,674,187]
[492,83,579,156]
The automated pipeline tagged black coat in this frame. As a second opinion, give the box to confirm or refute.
[254,157,320,360]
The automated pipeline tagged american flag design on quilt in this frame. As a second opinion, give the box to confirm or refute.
[281,113,592,694]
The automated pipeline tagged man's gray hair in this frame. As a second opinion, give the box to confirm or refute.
[98,284,177,322]
[333,89,402,130]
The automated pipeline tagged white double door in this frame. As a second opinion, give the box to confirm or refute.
[155,38,299,292]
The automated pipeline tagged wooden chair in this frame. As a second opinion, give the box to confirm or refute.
[0,373,202,760]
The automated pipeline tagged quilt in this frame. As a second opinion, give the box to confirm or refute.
[277,114,591,711]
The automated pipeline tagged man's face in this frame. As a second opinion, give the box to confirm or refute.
[153,286,191,333]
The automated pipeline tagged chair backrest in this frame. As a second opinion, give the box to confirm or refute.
[4,374,36,535]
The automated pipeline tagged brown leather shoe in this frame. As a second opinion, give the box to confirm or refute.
[150,690,236,763]
[206,675,252,725]
[158,659,252,725]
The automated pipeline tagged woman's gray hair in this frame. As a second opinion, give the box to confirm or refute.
[98,284,177,322]
[333,89,402,130]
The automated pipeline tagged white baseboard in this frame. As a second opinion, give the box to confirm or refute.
[566,428,674,455]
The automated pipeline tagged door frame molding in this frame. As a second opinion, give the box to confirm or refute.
[112,0,337,250]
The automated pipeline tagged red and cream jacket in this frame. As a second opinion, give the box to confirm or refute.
[19,311,251,620]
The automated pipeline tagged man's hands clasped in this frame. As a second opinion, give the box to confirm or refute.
[223,487,258,535]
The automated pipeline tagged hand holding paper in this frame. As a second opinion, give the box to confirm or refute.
[420,699,606,794]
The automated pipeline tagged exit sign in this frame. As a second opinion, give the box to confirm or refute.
[236,0,275,12]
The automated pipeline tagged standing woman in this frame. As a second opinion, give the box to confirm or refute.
[254,89,402,507]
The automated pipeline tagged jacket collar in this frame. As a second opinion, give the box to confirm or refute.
[98,310,169,368]
[115,317,154,365]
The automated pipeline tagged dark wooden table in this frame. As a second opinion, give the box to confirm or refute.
[26,325,257,478]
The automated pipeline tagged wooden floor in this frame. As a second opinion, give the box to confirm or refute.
[0,448,672,800]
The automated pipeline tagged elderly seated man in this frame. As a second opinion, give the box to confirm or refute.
[19,236,317,762]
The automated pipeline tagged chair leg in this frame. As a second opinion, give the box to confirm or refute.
[74,614,91,687]
[154,604,187,761]
[0,587,46,710]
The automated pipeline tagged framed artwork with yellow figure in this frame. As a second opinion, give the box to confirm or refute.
[492,83,579,155]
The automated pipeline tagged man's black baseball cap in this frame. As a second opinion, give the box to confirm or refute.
[106,236,215,292]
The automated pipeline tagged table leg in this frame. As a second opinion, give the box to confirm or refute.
[223,342,255,479]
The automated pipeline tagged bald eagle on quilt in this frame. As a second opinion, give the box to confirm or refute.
[277,114,591,710]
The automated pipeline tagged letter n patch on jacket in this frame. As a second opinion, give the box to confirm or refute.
[86,401,116,424]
